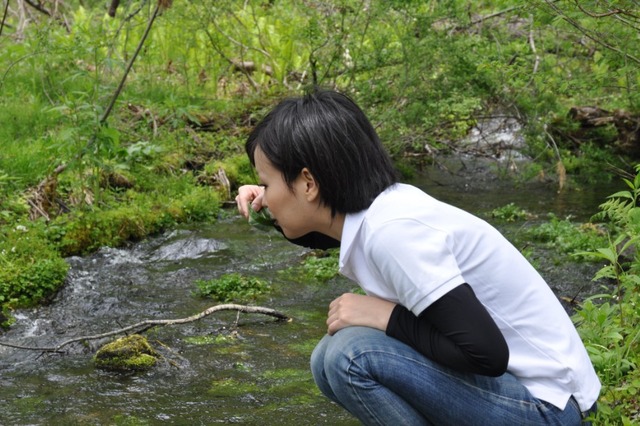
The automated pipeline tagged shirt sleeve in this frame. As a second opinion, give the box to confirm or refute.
[386,283,509,377]
[366,219,466,314]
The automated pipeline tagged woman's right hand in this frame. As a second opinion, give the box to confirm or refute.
[235,185,265,219]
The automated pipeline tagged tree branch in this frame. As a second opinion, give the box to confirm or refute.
[545,0,640,65]
[22,0,70,31]
[100,0,160,125]
[1,0,10,37]
[22,0,51,17]
[0,304,290,354]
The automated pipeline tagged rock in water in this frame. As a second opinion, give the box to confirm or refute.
[94,334,159,372]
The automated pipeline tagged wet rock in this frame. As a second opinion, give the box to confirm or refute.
[94,334,159,372]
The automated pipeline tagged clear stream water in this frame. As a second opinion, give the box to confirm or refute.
[0,156,622,426]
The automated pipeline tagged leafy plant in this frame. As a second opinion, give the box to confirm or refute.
[301,250,339,283]
[248,203,275,231]
[573,165,640,422]
[521,214,608,259]
[194,273,270,303]
[490,203,530,222]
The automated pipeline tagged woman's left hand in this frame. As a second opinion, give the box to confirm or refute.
[326,293,396,335]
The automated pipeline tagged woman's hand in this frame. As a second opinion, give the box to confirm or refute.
[327,293,396,335]
[235,185,265,219]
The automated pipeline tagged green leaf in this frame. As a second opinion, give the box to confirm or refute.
[248,203,275,231]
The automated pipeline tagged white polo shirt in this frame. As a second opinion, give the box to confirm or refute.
[339,183,601,411]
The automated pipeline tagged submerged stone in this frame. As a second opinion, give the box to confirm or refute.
[94,334,159,372]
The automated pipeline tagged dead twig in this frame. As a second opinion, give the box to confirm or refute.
[0,304,290,354]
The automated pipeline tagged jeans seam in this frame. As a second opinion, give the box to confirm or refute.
[346,354,387,426]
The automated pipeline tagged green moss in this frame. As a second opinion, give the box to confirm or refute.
[209,378,260,397]
[51,186,220,257]
[0,223,69,308]
[184,333,237,345]
[94,334,159,372]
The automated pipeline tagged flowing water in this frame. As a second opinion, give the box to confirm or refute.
[0,156,622,426]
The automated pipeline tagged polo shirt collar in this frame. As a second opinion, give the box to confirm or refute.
[339,209,367,271]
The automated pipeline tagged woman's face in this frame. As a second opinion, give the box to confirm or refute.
[254,146,318,239]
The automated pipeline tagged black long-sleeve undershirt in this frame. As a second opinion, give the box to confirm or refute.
[282,231,509,377]
[386,283,509,377]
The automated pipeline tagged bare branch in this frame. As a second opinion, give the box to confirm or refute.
[100,1,160,125]
[574,3,623,19]
[0,304,290,353]
[468,6,522,27]
[22,0,50,17]
[1,0,10,37]
[21,0,69,31]
[544,0,640,65]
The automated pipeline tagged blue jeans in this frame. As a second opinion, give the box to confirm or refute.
[311,326,591,425]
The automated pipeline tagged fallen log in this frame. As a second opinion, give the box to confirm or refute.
[568,106,640,157]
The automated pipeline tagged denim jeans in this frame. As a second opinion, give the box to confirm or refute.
[311,326,591,426]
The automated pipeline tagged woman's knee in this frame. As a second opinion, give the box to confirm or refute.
[310,334,330,381]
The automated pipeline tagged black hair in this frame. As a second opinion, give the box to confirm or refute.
[246,89,398,216]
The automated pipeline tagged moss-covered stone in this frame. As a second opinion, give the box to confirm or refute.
[94,334,159,372]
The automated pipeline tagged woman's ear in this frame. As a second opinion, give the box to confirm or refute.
[300,168,320,201]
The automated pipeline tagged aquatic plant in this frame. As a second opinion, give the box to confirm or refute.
[194,273,271,303]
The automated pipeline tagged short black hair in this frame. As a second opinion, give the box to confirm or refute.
[246,89,398,216]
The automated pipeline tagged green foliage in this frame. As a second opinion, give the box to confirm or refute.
[573,165,640,422]
[490,203,530,222]
[301,250,340,283]
[2,2,640,419]
[195,273,270,303]
[248,204,275,231]
[0,223,69,308]
[276,249,340,288]
[48,184,219,257]
[521,214,608,259]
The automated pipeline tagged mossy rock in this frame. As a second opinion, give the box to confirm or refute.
[94,334,159,372]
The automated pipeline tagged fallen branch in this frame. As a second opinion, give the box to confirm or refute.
[0,304,290,354]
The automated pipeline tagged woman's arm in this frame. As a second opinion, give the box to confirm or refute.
[386,283,509,376]
[327,284,509,377]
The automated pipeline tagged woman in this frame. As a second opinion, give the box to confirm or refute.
[235,89,600,425]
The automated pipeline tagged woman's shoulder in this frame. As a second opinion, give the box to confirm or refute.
[369,183,439,214]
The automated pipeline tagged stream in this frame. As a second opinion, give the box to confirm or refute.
[0,155,622,426]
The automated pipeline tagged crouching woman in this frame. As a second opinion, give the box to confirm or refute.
[236,89,600,425]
